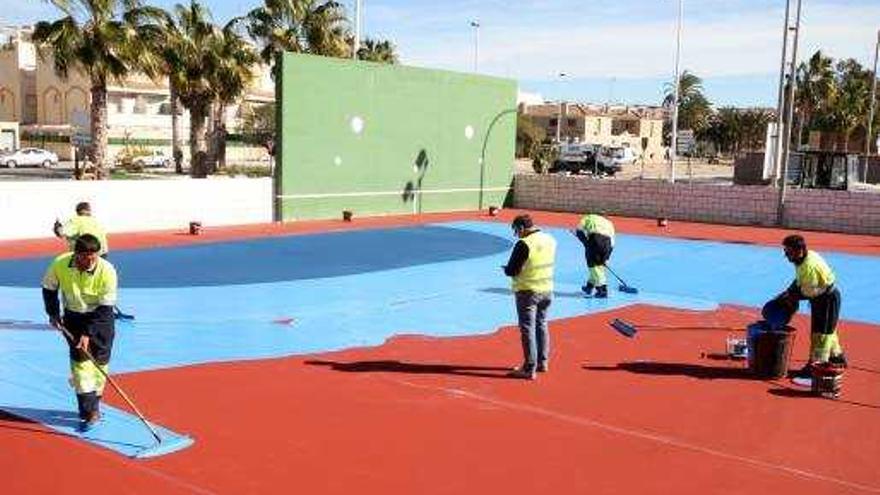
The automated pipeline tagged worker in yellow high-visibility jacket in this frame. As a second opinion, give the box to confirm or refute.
[503,214,557,380]
[42,234,118,430]
[778,234,846,381]
[53,202,108,256]
[572,213,615,298]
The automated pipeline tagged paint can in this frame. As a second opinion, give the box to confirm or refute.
[189,221,202,235]
[746,321,795,379]
[342,210,353,222]
[811,363,844,399]
[657,217,668,227]
[488,206,500,216]
[726,336,748,359]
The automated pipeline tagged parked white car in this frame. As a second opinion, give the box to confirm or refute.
[131,150,172,168]
[0,148,59,168]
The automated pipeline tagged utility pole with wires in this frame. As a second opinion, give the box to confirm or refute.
[864,29,879,183]
[775,0,803,226]
[669,0,683,184]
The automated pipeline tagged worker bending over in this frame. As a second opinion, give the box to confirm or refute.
[573,213,615,298]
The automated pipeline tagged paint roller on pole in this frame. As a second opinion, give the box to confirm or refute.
[609,298,794,339]
[606,264,639,294]
[55,323,194,458]
[609,318,747,339]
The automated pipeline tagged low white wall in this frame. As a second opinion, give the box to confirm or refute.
[0,177,273,241]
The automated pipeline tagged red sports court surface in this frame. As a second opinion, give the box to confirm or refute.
[2,210,879,494]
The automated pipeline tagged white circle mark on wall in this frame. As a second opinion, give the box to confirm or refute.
[351,116,365,135]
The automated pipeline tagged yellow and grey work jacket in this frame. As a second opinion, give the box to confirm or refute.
[42,253,118,314]
[60,216,109,255]
[793,250,835,299]
[578,214,615,246]
[512,231,557,293]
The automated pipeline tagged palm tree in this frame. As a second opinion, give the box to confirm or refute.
[144,10,188,174]
[663,70,712,134]
[795,51,836,149]
[829,59,872,151]
[209,23,258,170]
[165,1,223,177]
[738,108,774,151]
[357,38,397,64]
[244,0,350,78]
[32,0,153,178]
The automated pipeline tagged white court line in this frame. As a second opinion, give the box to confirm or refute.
[388,377,880,494]
[277,186,511,200]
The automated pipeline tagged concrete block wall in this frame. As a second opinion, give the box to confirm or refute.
[513,174,880,235]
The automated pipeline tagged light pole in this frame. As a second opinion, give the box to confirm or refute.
[470,20,480,73]
[865,29,879,182]
[773,0,792,184]
[669,0,683,183]
[776,0,803,225]
[556,72,567,144]
[353,0,362,59]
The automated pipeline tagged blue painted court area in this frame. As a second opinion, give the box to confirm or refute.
[1,221,879,457]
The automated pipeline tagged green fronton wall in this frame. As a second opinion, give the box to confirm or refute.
[275,53,517,221]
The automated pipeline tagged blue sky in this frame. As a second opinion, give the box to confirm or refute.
[5,0,879,106]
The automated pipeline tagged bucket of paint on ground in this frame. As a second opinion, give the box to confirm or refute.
[189,221,202,235]
[342,210,353,222]
[747,321,796,379]
[726,336,748,359]
[811,363,844,399]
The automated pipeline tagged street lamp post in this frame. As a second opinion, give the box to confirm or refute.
[865,29,880,182]
[470,21,480,73]
[556,72,567,144]
[353,0,362,59]
[669,0,683,183]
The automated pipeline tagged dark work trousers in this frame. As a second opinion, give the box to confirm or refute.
[809,286,840,335]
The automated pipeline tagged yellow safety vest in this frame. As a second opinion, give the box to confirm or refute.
[512,231,556,293]
[579,214,615,244]
[796,250,835,298]
[42,253,118,313]
[62,216,109,255]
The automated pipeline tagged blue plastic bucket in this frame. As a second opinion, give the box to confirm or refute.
[762,298,797,330]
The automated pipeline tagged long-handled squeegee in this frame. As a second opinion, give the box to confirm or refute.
[609,318,746,339]
[57,324,193,458]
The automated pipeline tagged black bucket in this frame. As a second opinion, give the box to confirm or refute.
[747,322,796,379]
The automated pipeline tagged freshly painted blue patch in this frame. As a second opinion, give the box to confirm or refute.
[0,221,878,458]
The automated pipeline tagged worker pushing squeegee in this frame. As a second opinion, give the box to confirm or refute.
[572,212,637,297]
[41,234,192,457]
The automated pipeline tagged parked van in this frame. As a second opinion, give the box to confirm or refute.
[595,146,638,176]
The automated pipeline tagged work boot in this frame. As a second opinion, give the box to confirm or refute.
[508,365,536,380]
[595,285,608,298]
[790,363,814,381]
[537,362,549,373]
[581,283,594,296]
[79,410,101,432]
[828,353,848,369]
